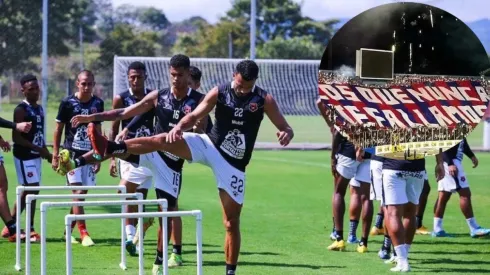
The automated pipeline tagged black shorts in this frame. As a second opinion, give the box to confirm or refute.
[155,187,181,209]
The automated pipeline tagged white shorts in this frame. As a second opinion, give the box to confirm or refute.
[66,165,96,186]
[370,160,383,201]
[336,154,371,183]
[14,158,42,185]
[183,132,245,205]
[382,169,425,206]
[437,160,469,192]
[138,152,182,199]
[119,158,153,190]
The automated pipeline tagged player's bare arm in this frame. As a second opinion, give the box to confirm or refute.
[317,98,334,128]
[12,106,50,159]
[71,90,158,127]
[264,93,294,146]
[52,121,64,170]
[167,87,218,143]
[109,95,123,177]
[192,96,209,133]
[435,152,445,181]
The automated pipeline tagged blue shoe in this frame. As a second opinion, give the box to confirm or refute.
[330,232,339,241]
[378,249,391,260]
[125,239,137,256]
[347,235,358,244]
[470,227,490,238]
[432,230,452,237]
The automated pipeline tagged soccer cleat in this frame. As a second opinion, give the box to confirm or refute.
[88,123,108,161]
[168,253,183,267]
[431,230,452,238]
[329,231,339,241]
[378,249,391,260]
[357,244,368,253]
[390,262,411,272]
[133,217,155,246]
[370,226,384,236]
[470,227,490,238]
[347,235,358,244]
[416,225,431,235]
[152,264,163,275]
[327,240,346,251]
[30,231,41,242]
[125,239,137,256]
[81,235,95,247]
[385,255,398,265]
[1,226,9,238]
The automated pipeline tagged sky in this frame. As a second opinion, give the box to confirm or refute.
[111,0,490,24]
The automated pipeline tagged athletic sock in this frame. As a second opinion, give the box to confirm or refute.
[6,220,16,236]
[374,213,384,229]
[382,235,392,251]
[126,225,136,240]
[433,217,443,232]
[154,249,163,265]
[332,217,335,233]
[359,237,368,247]
[405,244,411,255]
[349,220,359,238]
[335,230,344,241]
[394,244,407,262]
[416,215,423,229]
[172,245,182,255]
[107,141,127,155]
[78,223,88,237]
[226,264,237,275]
[466,217,480,231]
[74,157,86,168]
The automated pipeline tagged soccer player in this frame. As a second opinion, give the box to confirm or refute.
[0,101,32,242]
[65,59,293,275]
[188,65,213,134]
[9,75,51,242]
[381,155,444,272]
[432,138,490,237]
[52,70,103,246]
[109,61,155,256]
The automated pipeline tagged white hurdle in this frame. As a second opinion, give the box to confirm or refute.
[14,185,126,271]
[25,193,143,275]
[40,199,168,275]
[65,210,203,275]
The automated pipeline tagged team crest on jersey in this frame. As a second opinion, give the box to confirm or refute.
[90,107,97,113]
[69,170,75,176]
[73,105,81,113]
[183,105,192,114]
[249,103,258,112]
[27,172,33,178]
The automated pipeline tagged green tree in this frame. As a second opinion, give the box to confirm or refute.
[0,0,96,74]
[257,35,324,59]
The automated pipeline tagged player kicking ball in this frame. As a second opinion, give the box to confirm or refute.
[433,138,490,238]
[59,59,293,275]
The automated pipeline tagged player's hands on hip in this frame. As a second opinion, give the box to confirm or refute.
[109,159,118,177]
[471,156,478,168]
[70,115,92,128]
[0,137,10,152]
[16,121,32,133]
[115,128,129,142]
[448,164,458,177]
[167,126,183,143]
[277,128,293,146]
[51,155,59,171]
[435,163,445,181]
[93,163,101,174]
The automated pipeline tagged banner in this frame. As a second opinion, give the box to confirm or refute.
[318,71,490,159]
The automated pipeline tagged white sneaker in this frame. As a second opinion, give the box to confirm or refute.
[385,255,398,265]
[390,262,410,272]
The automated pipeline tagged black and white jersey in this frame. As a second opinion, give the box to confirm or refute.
[382,158,425,172]
[13,101,45,160]
[334,132,356,160]
[119,88,155,164]
[207,82,266,172]
[443,138,474,165]
[155,87,204,172]
[56,95,104,158]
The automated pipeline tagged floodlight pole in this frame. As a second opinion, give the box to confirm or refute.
[41,0,48,137]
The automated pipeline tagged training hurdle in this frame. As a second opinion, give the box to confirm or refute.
[14,185,127,271]
[24,193,143,275]
[40,199,168,275]
[65,210,203,275]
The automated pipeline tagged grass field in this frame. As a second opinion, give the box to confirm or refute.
[0,151,489,275]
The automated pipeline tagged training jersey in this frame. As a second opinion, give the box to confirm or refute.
[56,94,104,158]
[382,158,425,172]
[334,132,356,159]
[443,138,474,165]
[119,88,155,164]
[207,82,266,172]
[13,101,45,160]
[155,87,204,172]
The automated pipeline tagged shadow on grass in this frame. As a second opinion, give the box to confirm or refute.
[183,249,281,256]
[412,257,490,265]
[203,260,343,270]
[415,250,488,255]
[415,267,490,273]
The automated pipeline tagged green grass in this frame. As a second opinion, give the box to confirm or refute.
[0,151,489,274]
[0,103,486,146]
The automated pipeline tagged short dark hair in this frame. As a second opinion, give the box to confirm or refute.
[78,70,95,81]
[20,74,37,86]
[235,60,259,81]
[170,54,190,70]
[128,61,146,73]
[189,66,202,82]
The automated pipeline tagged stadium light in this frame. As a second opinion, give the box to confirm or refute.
[41,0,48,138]
[250,0,256,59]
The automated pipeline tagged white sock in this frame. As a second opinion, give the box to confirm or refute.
[394,244,408,262]
[126,225,136,239]
[433,217,443,232]
[466,217,479,231]
[405,244,411,255]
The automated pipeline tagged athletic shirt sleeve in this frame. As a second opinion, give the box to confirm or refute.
[462,138,475,159]
[56,98,70,123]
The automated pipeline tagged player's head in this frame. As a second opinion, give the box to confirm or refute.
[188,66,202,90]
[76,70,95,95]
[20,74,40,103]
[233,60,259,94]
[127,61,146,92]
[169,54,190,90]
